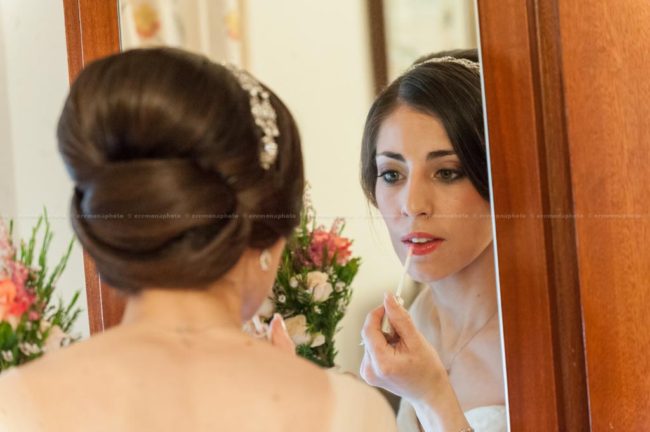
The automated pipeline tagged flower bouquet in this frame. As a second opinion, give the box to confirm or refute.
[0,212,81,372]
[259,200,361,368]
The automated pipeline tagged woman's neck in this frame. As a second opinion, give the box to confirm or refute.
[121,281,243,332]
[429,244,499,330]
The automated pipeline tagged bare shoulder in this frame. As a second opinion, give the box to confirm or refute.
[327,371,397,431]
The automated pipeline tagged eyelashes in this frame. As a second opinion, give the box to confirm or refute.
[377,168,466,185]
[377,170,403,184]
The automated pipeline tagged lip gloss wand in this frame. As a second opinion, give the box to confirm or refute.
[381,246,413,341]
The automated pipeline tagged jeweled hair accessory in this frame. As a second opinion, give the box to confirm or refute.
[224,64,279,170]
[407,56,481,74]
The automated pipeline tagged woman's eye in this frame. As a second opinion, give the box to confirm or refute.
[378,170,403,184]
[435,168,465,183]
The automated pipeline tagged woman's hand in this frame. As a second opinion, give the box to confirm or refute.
[360,294,470,432]
[268,313,295,355]
[360,293,447,402]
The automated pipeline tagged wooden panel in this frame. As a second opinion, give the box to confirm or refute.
[366,0,388,94]
[528,1,590,429]
[558,1,650,429]
[478,1,568,429]
[62,0,125,332]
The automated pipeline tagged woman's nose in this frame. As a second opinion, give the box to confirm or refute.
[401,177,433,218]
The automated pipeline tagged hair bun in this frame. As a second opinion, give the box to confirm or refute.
[71,158,252,290]
[75,158,236,251]
[58,48,304,292]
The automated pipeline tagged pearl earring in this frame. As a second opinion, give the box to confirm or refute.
[259,249,271,271]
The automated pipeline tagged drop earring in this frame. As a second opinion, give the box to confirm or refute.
[259,249,271,271]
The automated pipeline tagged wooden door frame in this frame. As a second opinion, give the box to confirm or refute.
[62,0,591,429]
[477,1,589,430]
[63,0,125,334]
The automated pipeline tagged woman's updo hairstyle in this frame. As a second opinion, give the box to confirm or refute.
[58,48,304,293]
[360,49,488,203]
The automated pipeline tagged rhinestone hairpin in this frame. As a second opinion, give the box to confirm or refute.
[407,56,481,74]
[224,64,279,170]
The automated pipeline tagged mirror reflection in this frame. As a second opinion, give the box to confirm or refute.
[119,0,506,429]
[0,0,506,431]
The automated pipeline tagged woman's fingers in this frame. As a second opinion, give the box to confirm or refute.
[383,293,418,340]
[361,305,391,359]
[269,313,295,354]
[360,348,379,385]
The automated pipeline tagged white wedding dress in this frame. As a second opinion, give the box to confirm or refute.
[396,287,508,432]
[397,399,507,432]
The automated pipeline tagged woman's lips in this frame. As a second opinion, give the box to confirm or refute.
[401,232,445,256]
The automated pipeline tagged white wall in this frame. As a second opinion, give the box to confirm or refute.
[245,0,404,373]
[0,8,16,221]
[0,0,90,338]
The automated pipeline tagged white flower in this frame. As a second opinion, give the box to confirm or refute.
[314,306,321,314]
[310,333,326,348]
[306,271,328,288]
[307,271,333,302]
[289,277,299,288]
[1,350,13,362]
[312,283,333,302]
[284,315,311,345]
[335,281,345,292]
[255,297,275,319]
[278,294,287,304]
[18,342,41,357]
[44,325,67,353]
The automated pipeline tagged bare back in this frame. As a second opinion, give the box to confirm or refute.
[0,325,395,432]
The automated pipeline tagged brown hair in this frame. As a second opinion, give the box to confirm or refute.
[58,48,304,293]
[360,49,487,205]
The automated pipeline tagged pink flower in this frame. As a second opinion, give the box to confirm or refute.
[308,227,352,267]
[10,261,29,289]
[6,262,35,317]
[0,279,16,321]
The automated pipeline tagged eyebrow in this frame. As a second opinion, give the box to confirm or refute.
[376,150,456,161]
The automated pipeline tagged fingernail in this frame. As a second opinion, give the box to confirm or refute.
[274,313,287,330]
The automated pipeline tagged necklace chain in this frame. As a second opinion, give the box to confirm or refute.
[445,309,498,373]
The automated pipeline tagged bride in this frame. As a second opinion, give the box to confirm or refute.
[0,48,396,432]
[359,50,507,432]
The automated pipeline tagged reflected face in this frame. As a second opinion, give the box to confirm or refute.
[375,104,492,283]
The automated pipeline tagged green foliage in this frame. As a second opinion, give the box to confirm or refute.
[0,210,82,371]
[268,202,360,368]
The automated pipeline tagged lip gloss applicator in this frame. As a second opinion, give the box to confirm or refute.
[381,246,413,340]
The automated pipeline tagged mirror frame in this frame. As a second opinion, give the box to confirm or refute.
[62,0,592,429]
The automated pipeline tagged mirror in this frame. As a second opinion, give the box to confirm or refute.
[116,0,506,420]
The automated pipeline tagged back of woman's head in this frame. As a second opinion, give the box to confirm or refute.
[58,48,304,293]
[361,48,487,203]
